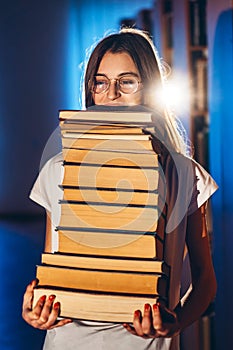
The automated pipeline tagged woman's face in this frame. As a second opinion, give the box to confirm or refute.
[92,52,143,106]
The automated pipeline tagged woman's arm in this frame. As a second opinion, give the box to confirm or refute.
[124,203,217,338]
[22,212,72,330]
[175,203,217,331]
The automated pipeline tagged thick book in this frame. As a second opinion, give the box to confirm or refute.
[61,137,154,152]
[57,228,164,260]
[33,287,159,322]
[62,186,158,206]
[41,252,170,275]
[61,131,151,140]
[62,148,157,167]
[60,121,148,134]
[59,201,159,232]
[36,264,168,295]
[59,109,154,124]
[62,163,159,190]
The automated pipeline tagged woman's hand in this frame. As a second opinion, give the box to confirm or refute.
[22,279,72,330]
[123,303,180,338]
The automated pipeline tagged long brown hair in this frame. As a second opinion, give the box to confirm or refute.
[84,28,191,156]
[84,28,163,109]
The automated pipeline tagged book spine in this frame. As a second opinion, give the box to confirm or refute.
[57,231,157,259]
[36,265,168,295]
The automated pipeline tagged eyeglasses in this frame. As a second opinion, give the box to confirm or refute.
[90,74,142,95]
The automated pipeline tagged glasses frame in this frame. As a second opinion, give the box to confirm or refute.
[89,74,143,95]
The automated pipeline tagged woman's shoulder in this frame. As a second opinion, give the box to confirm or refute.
[191,158,218,202]
[159,151,218,209]
[39,152,63,175]
[43,152,63,166]
[175,155,218,208]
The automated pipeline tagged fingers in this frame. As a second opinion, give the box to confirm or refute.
[152,303,163,333]
[152,303,178,337]
[124,303,180,339]
[22,279,38,318]
[22,282,72,330]
[141,304,155,335]
[130,304,157,338]
[35,298,72,330]
[31,295,61,329]
[133,310,144,336]
[39,295,57,323]
[133,304,154,337]
[123,310,151,339]
[41,300,72,330]
[123,323,137,335]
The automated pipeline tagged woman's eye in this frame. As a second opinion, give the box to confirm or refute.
[121,79,134,85]
[120,78,137,88]
[94,80,109,92]
[96,81,107,86]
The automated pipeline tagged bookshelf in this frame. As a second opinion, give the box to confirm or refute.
[152,1,214,349]
[188,0,209,169]
[161,0,173,67]
[153,0,209,168]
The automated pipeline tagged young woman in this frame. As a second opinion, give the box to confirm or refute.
[22,28,217,350]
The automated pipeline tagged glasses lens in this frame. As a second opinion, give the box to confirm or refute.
[91,75,140,94]
[93,76,109,94]
[119,76,138,94]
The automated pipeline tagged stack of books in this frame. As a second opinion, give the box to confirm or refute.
[34,109,169,323]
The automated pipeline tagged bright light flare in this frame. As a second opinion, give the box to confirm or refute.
[161,75,191,115]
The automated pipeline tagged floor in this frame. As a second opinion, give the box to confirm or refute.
[0,216,46,350]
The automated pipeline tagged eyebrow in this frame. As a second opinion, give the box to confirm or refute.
[95,72,140,78]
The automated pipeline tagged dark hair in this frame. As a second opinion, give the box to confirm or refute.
[84,28,191,156]
[84,28,163,108]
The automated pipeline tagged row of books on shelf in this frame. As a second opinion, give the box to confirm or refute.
[34,109,170,322]
[189,0,207,47]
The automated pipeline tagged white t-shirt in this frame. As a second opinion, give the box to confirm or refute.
[30,151,217,350]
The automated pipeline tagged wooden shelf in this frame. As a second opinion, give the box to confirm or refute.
[189,45,207,51]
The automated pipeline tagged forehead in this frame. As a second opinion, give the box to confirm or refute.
[97,52,139,77]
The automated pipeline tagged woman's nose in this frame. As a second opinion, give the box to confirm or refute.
[107,80,121,100]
